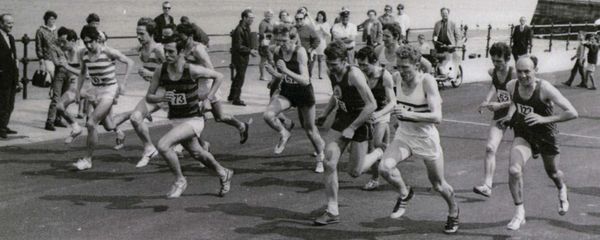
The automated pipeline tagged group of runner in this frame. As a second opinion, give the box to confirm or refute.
[50,7,578,234]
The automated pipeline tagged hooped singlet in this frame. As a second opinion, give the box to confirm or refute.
[159,63,202,119]
[82,50,117,86]
[395,73,437,137]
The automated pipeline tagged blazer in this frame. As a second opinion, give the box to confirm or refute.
[0,31,18,87]
[512,25,533,54]
[153,13,175,41]
[432,19,462,47]
[231,21,253,65]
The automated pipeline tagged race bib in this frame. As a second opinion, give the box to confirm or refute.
[516,103,534,115]
[170,93,187,106]
[91,76,102,85]
[497,90,510,103]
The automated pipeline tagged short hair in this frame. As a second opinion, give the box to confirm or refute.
[417,33,426,39]
[264,10,274,17]
[279,10,289,19]
[397,4,405,10]
[176,23,194,37]
[489,42,512,61]
[180,16,190,24]
[383,23,403,40]
[86,13,100,24]
[440,7,450,14]
[395,45,421,65]
[80,25,100,41]
[367,9,377,16]
[43,11,57,24]
[242,9,253,19]
[324,40,347,61]
[384,5,393,10]
[272,23,297,39]
[162,1,171,6]
[161,34,184,52]
[316,11,327,22]
[58,27,78,41]
[137,17,157,36]
[529,55,538,68]
[57,26,70,37]
[356,46,378,64]
[0,14,12,24]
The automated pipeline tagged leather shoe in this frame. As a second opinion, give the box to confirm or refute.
[232,100,246,106]
[54,120,67,128]
[4,127,17,134]
[0,130,7,139]
[45,122,56,131]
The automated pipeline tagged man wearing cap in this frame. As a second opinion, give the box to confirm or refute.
[395,4,410,38]
[331,8,358,63]
[154,1,175,42]
[378,5,395,26]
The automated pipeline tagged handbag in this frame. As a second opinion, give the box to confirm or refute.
[32,70,51,88]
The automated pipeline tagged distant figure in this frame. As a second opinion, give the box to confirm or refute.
[432,7,462,53]
[180,16,209,47]
[229,9,258,106]
[0,13,21,139]
[511,16,533,62]
[395,3,410,38]
[415,34,432,61]
[378,5,395,26]
[562,31,586,87]
[295,12,320,78]
[331,8,358,63]
[314,10,331,79]
[358,9,383,47]
[160,23,176,42]
[258,10,274,81]
[582,34,599,90]
[277,10,289,26]
[153,1,174,42]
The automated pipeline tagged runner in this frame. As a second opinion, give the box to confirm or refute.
[71,25,134,170]
[355,46,395,191]
[377,45,459,233]
[262,24,325,173]
[146,35,233,198]
[313,40,377,225]
[501,56,578,230]
[176,23,250,145]
[473,42,516,197]
[375,23,432,74]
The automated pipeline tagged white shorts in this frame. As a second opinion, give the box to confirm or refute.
[392,130,442,160]
[586,62,596,72]
[84,84,118,102]
[170,116,205,138]
[371,113,391,124]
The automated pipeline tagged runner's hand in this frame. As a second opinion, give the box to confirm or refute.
[250,49,258,57]
[524,113,547,126]
[276,59,288,72]
[163,91,175,102]
[342,127,355,139]
[478,101,489,113]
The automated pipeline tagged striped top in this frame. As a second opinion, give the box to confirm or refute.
[159,63,202,119]
[82,50,117,86]
[394,72,437,137]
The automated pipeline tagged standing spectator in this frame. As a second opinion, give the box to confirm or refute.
[229,9,258,106]
[415,33,432,60]
[582,34,599,90]
[0,13,20,139]
[277,10,289,26]
[180,16,209,47]
[432,7,463,71]
[395,3,410,38]
[563,31,586,87]
[45,27,74,132]
[331,8,358,63]
[35,11,59,84]
[511,16,533,62]
[295,12,320,78]
[153,1,174,42]
[314,10,331,79]
[378,5,395,26]
[358,9,383,47]
[258,10,274,81]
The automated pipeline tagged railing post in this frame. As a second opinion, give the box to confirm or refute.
[509,24,514,47]
[485,24,492,58]
[462,25,467,60]
[529,25,534,53]
[549,22,554,52]
[566,22,572,50]
[405,28,410,43]
[20,34,31,100]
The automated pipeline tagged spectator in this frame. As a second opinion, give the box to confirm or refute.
[258,10,274,81]
[331,7,358,63]
[160,23,176,41]
[358,9,383,47]
[81,13,107,44]
[395,3,410,38]
[153,1,174,42]
[511,16,533,62]
[180,16,209,47]
[378,5,395,26]
[45,27,74,131]
[277,10,289,25]
[563,31,586,87]
[314,10,331,79]
[228,9,258,106]
[0,13,20,139]
[415,33,432,59]
[582,34,599,90]
[432,7,462,71]
[295,12,320,78]
[35,11,59,82]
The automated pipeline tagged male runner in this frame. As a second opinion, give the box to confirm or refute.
[473,42,516,197]
[313,40,377,225]
[146,35,233,198]
[72,25,134,170]
[378,45,459,233]
[262,24,325,172]
[501,56,578,230]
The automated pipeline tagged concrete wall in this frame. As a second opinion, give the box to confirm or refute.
[532,0,600,24]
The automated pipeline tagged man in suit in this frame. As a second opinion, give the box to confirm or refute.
[153,1,174,42]
[432,8,463,74]
[0,14,22,139]
[511,16,533,62]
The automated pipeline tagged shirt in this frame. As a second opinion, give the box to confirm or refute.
[0,29,10,50]
[331,22,358,49]
[395,14,410,35]
[296,24,321,52]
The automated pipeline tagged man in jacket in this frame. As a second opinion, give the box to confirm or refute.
[295,12,320,78]
[0,14,21,139]
[359,10,383,47]
[511,16,533,62]
[228,9,257,106]
[153,1,174,42]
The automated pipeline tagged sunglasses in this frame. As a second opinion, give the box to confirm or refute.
[295,18,304,21]
[163,7,171,10]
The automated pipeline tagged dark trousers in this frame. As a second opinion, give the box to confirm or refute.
[512,49,527,62]
[0,82,17,130]
[565,59,585,86]
[228,61,248,101]
[47,66,71,123]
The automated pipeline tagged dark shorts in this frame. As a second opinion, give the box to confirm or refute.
[259,45,270,58]
[492,108,509,121]
[331,110,373,142]
[513,126,560,156]
[279,83,315,108]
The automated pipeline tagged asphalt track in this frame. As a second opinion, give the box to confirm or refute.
[1,70,600,240]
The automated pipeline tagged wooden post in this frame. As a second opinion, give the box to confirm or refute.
[485,24,492,58]
[509,24,514,47]
[566,22,572,51]
[549,22,554,52]
[20,34,31,100]
[405,28,410,43]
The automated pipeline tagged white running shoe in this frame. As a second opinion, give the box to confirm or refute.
[218,169,234,197]
[72,158,92,171]
[314,153,325,173]
[64,125,83,144]
[166,178,188,199]
[113,130,125,150]
[390,187,414,219]
[362,179,380,191]
[136,147,158,168]
[507,215,526,230]
[274,130,291,154]
[473,184,492,198]
[558,186,569,216]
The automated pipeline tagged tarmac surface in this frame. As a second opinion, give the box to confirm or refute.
[1,61,600,239]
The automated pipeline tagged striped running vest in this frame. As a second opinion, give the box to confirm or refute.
[82,50,117,86]
[159,63,202,119]
[395,72,437,137]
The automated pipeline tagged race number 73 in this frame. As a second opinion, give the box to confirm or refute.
[170,93,187,106]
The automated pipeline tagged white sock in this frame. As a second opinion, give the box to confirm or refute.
[515,204,525,218]
[327,202,339,215]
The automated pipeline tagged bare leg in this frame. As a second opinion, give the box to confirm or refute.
[324,132,350,215]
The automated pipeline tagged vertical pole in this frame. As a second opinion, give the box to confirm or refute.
[549,22,554,52]
[20,34,30,100]
[509,24,514,47]
[566,22,572,50]
[405,29,410,43]
[462,25,467,60]
[485,24,492,58]
[529,25,534,53]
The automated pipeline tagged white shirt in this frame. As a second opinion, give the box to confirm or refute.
[331,22,358,48]
[395,14,410,35]
[0,29,10,50]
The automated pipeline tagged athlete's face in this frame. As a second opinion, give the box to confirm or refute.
[83,37,99,52]
[57,35,71,51]
[491,55,507,70]
[274,32,294,50]
[357,58,374,76]
[164,43,179,63]
[382,29,395,45]
[162,28,174,38]
[396,58,417,81]
[516,58,536,86]
[136,26,151,44]
[326,57,346,75]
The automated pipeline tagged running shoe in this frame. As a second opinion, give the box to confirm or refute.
[362,179,380,191]
[136,147,158,168]
[507,215,526,230]
[113,130,125,150]
[166,178,188,199]
[315,152,325,173]
[473,184,492,198]
[174,144,185,158]
[72,158,92,171]
[390,187,414,218]
[313,211,340,226]
[240,120,251,144]
[218,168,234,197]
[64,125,83,144]
[443,210,460,234]
[558,186,569,216]
[274,130,291,154]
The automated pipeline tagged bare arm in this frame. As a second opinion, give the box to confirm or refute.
[105,47,134,91]
[538,81,578,123]
[188,63,224,98]
[145,68,169,104]
[193,44,214,69]
[348,67,377,130]
[75,50,87,101]
[372,70,396,118]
